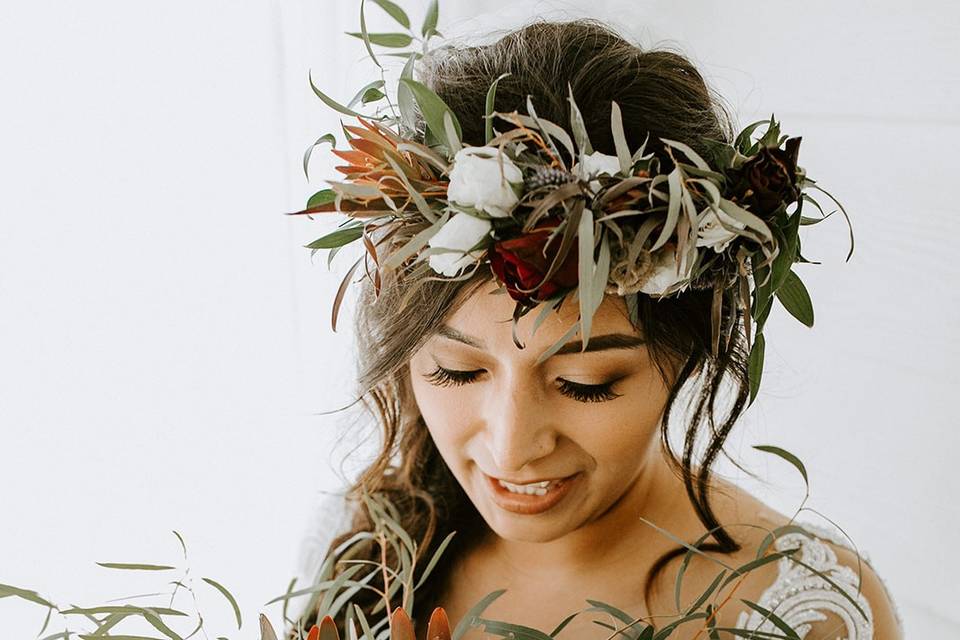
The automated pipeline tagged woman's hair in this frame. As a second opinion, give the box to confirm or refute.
[293,18,752,637]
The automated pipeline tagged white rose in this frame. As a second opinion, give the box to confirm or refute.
[696,205,746,253]
[639,243,695,296]
[446,146,524,218]
[572,151,622,195]
[427,213,493,277]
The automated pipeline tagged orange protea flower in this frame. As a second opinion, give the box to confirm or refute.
[290,117,448,218]
[299,606,452,640]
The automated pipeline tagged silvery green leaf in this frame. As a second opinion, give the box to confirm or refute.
[421,0,438,37]
[383,154,437,222]
[0,583,54,607]
[361,88,386,105]
[371,0,411,28]
[591,231,611,311]
[309,71,366,118]
[413,530,456,590]
[687,177,722,207]
[202,577,242,629]
[717,197,773,241]
[95,563,176,571]
[398,78,462,157]
[397,53,418,134]
[512,111,574,165]
[303,133,336,180]
[381,210,450,270]
[577,208,596,350]
[739,600,802,640]
[660,138,711,171]
[650,167,682,251]
[566,82,593,156]
[396,141,450,173]
[485,72,512,144]
[443,110,462,155]
[358,0,382,69]
[610,100,632,175]
[473,618,554,640]
[345,31,413,47]
[534,318,581,367]
[720,548,798,590]
[631,131,652,163]
[327,181,383,199]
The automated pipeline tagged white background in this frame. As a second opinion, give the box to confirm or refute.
[1,0,957,637]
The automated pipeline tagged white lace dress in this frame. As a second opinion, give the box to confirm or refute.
[734,519,903,639]
[293,493,903,639]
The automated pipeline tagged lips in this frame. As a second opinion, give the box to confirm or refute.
[484,471,581,515]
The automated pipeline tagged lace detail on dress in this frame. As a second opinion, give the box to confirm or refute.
[734,522,874,639]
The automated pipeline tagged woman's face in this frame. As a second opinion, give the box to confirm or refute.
[407,280,676,543]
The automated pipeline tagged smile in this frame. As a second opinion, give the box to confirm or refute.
[484,472,581,515]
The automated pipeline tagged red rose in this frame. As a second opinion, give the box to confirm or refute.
[489,217,579,305]
[730,136,802,218]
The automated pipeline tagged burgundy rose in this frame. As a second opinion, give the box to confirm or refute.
[489,217,579,305]
[730,136,802,218]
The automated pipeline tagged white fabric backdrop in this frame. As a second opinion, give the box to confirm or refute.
[1,0,956,636]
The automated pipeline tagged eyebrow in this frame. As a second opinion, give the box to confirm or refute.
[436,324,646,357]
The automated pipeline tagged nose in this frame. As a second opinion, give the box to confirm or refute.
[482,376,559,475]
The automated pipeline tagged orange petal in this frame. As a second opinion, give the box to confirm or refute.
[426,607,452,640]
[389,607,416,640]
[319,615,340,640]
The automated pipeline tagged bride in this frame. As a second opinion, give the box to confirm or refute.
[288,16,903,640]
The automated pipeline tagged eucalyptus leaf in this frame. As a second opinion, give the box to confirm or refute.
[309,70,366,118]
[397,53,418,133]
[202,577,242,629]
[484,73,512,144]
[398,78,462,156]
[753,444,809,488]
[577,208,596,350]
[650,167,682,251]
[443,110,462,155]
[452,589,507,640]
[345,31,413,48]
[610,100,632,175]
[358,0,381,69]
[421,0,438,37]
[566,82,593,156]
[95,563,176,571]
[371,0,410,28]
[303,134,336,181]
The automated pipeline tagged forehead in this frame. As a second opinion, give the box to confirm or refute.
[437,280,640,358]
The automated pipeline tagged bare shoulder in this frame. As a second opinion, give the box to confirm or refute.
[702,481,904,639]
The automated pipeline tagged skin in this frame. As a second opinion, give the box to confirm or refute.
[405,279,902,640]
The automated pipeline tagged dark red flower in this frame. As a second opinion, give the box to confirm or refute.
[730,136,802,218]
[489,217,579,305]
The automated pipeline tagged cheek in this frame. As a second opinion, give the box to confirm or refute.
[567,369,668,462]
[409,369,472,454]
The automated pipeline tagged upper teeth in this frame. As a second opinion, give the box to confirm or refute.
[498,479,556,495]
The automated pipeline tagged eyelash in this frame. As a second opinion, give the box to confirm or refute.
[423,366,622,403]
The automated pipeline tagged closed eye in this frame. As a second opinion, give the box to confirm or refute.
[422,365,622,403]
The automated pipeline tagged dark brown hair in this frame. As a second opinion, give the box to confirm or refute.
[291,17,752,639]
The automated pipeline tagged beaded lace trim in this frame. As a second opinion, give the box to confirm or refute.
[734,523,874,639]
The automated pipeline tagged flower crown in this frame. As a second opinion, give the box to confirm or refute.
[287,6,853,405]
